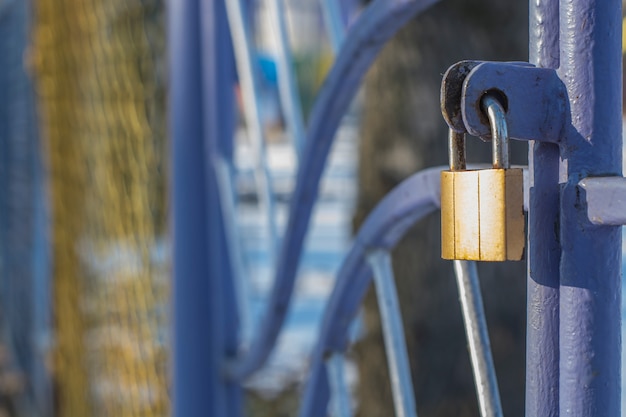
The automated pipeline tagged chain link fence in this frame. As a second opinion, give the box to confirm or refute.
[31,1,169,415]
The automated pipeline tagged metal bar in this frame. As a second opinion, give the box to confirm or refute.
[200,2,243,414]
[170,0,240,414]
[225,0,440,382]
[453,261,503,417]
[527,0,561,415]
[326,353,353,417]
[321,0,345,52]
[368,250,418,417]
[268,0,306,158]
[169,0,220,413]
[558,0,622,415]
[225,0,279,262]
[578,177,626,225]
[215,158,253,343]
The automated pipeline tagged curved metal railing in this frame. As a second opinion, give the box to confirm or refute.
[225,0,440,381]
[172,0,510,415]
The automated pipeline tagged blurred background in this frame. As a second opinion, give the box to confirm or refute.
[0,1,623,416]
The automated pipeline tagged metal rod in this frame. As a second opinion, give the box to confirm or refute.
[267,0,306,158]
[558,0,622,415]
[527,0,561,414]
[214,158,252,344]
[321,0,346,52]
[448,129,466,171]
[368,250,418,417]
[453,261,503,417]
[326,353,353,417]
[481,95,509,169]
[225,0,279,263]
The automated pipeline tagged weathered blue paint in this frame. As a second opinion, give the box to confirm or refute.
[170,0,240,415]
[448,4,622,414]
[299,167,442,417]
[558,0,622,415]
[578,177,626,225]
[460,62,566,143]
[527,0,561,415]
[225,0,440,381]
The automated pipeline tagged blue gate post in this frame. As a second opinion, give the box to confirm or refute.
[526,0,561,416]
[558,0,622,415]
[200,0,243,414]
[170,0,240,415]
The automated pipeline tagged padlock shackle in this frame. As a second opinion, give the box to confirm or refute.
[481,95,509,169]
[448,129,466,170]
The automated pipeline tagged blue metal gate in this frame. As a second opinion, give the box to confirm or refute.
[173,0,624,415]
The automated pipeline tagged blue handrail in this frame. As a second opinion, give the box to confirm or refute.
[225,0,440,381]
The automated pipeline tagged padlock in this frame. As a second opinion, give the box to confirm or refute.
[441,95,525,261]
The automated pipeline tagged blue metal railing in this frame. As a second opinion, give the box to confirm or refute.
[267,0,306,158]
[223,0,439,382]
[169,0,624,416]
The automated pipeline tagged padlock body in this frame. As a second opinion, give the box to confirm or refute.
[441,168,524,261]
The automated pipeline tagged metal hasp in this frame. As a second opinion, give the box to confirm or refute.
[440,96,525,261]
[169,0,241,415]
[442,0,623,413]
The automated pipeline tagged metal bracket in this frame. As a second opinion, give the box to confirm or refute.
[579,177,626,225]
[441,61,567,143]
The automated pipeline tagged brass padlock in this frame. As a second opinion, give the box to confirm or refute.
[441,95,525,261]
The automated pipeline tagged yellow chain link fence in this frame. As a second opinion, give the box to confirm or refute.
[31,1,169,416]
